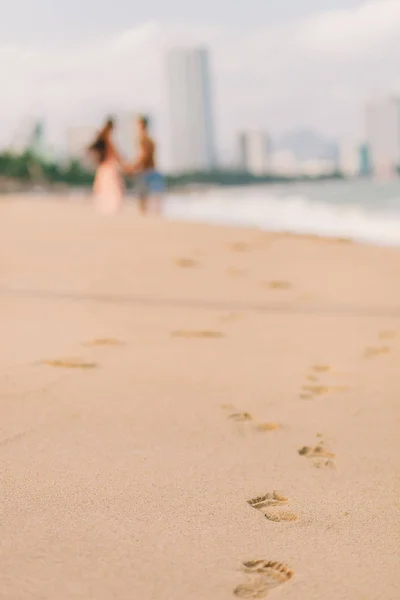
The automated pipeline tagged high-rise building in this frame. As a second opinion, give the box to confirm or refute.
[366,97,400,177]
[338,139,360,177]
[239,131,271,175]
[166,47,216,173]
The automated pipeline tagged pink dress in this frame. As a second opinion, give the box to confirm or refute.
[93,156,124,215]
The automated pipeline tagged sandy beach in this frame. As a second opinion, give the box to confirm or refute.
[1,197,400,600]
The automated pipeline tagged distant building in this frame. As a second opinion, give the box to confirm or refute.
[278,129,338,162]
[268,150,335,177]
[339,139,361,177]
[269,150,300,177]
[301,158,336,177]
[239,131,271,175]
[359,144,371,177]
[166,47,217,173]
[366,97,400,177]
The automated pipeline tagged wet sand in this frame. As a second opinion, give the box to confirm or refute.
[1,197,400,599]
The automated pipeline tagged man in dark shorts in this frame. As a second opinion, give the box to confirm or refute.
[125,116,165,215]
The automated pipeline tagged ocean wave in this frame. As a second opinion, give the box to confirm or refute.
[164,186,400,247]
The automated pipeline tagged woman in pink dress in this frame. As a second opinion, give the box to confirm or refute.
[89,118,124,214]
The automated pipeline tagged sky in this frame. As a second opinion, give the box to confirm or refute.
[0,0,365,44]
[1,0,399,167]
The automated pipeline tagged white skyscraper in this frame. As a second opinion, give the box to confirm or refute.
[366,97,400,177]
[166,47,216,173]
[239,131,270,175]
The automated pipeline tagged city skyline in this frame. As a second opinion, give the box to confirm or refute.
[166,48,216,173]
[7,98,397,179]
[9,78,400,179]
[366,98,400,178]
[1,0,400,169]
[239,131,271,175]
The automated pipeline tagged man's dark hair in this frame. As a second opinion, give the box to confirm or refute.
[138,115,149,129]
[106,117,115,129]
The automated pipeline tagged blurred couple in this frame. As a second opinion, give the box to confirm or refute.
[88,116,164,215]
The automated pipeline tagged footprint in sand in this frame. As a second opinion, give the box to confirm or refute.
[299,442,335,468]
[229,412,254,423]
[262,281,292,291]
[311,364,332,373]
[174,258,200,268]
[378,330,397,341]
[263,510,298,523]
[364,346,390,358]
[301,364,349,399]
[41,359,98,369]
[234,561,294,598]
[302,385,328,397]
[230,242,250,252]
[248,492,298,523]
[172,330,224,339]
[301,384,348,398]
[83,338,124,347]
[222,406,280,433]
[300,393,313,400]
[254,422,281,432]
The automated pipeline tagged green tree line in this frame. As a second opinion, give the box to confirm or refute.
[0,151,94,185]
[0,150,344,189]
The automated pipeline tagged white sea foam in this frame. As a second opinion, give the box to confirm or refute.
[164,183,400,247]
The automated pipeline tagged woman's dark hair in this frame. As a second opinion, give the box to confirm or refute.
[88,117,114,164]
[89,136,107,164]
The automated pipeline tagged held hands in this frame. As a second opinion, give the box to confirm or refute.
[121,161,141,175]
[121,161,134,175]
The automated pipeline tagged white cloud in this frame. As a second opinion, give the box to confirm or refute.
[1,0,400,168]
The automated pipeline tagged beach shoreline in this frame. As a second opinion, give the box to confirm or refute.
[1,197,399,599]
[5,180,400,248]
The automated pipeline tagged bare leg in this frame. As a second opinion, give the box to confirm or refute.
[138,194,149,215]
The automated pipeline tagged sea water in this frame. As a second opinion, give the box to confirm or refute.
[163,179,400,247]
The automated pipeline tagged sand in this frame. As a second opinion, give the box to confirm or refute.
[0,196,399,600]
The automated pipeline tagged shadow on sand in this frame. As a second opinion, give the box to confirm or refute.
[0,285,399,319]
